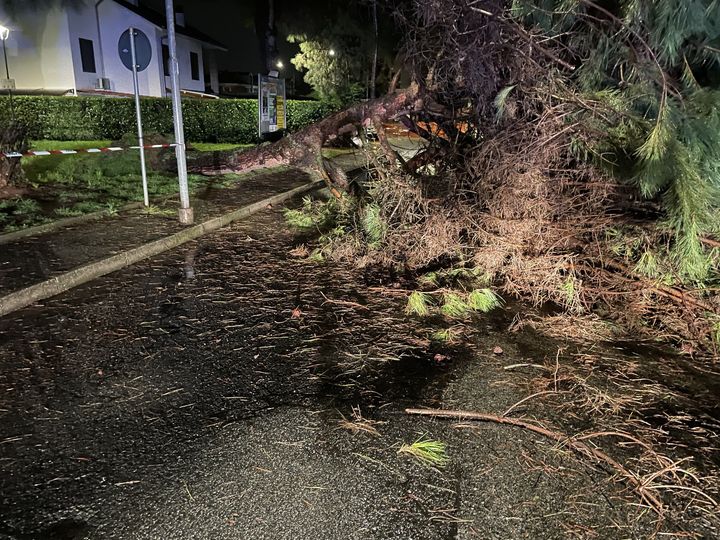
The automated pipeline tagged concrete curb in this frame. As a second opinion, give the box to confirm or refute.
[0,166,294,245]
[0,179,322,318]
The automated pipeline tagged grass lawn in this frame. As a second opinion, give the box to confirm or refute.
[1,139,353,234]
[0,139,243,233]
[22,140,113,182]
[188,142,253,152]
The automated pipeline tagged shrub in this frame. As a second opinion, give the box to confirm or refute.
[0,96,332,144]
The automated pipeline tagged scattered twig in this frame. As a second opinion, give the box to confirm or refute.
[320,292,370,311]
[502,390,564,417]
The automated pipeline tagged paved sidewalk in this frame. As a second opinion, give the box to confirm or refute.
[0,167,315,297]
[0,137,419,299]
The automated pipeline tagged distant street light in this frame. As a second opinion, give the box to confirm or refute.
[276,59,284,69]
[0,24,14,119]
[329,49,336,56]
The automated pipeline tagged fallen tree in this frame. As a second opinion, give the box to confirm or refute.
[195,0,720,353]
[191,85,422,196]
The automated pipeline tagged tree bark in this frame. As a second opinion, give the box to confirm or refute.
[370,0,378,100]
[265,0,277,73]
[190,85,421,192]
[0,123,27,192]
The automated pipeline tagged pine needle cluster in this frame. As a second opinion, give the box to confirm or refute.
[398,436,449,468]
[514,0,720,282]
[405,287,504,319]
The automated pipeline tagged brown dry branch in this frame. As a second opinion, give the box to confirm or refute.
[405,407,666,513]
[0,122,28,190]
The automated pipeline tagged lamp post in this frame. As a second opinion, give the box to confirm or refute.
[0,25,14,120]
[164,0,192,225]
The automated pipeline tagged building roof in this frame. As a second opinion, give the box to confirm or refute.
[113,0,228,51]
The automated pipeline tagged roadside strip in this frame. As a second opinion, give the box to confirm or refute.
[0,166,293,245]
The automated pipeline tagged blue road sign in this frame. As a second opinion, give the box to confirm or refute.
[118,29,152,72]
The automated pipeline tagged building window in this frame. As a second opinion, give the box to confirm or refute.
[79,38,96,73]
[190,51,199,80]
[162,44,170,76]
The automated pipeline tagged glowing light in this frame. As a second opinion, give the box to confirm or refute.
[276,60,284,69]
[0,26,9,41]
[329,49,336,56]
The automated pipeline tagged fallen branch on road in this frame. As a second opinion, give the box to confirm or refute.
[404,407,665,515]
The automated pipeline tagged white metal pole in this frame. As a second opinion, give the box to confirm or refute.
[129,27,150,207]
[164,0,192,225]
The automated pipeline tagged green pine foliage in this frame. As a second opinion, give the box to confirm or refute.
[441,293,472,319]
[494,85,517,122]
[362,203,387,247]
[398,436,449,468]
[283,196,338,231]
[467,288,503,313]
[406,291,433,316]
[513,0,720,283]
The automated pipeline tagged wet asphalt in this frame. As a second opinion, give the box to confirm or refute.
[1,191,719,539]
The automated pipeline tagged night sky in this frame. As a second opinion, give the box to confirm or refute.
[144,0,303,77]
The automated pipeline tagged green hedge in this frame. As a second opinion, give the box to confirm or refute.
[0,96,335,143]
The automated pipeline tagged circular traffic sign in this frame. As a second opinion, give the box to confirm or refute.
[118,28,152,72]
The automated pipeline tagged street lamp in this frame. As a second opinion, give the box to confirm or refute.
[275,59,284,69]
[328,48,336,57]
[0,24,14,119]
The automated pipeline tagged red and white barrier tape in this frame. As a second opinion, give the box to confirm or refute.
[0,143,178,159]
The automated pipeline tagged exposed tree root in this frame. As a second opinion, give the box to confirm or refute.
[404,407,666,515]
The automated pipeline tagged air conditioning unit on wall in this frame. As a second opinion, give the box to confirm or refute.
[95,77,111,90]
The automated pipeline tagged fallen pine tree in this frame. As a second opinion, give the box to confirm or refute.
[191,85,422,197]
[194,0,720,355]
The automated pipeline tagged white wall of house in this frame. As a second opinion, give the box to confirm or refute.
[0,7,76,92]
[0,0,219,98]
[95,0,164,96]
[66,1,103,92]
[164,34,206,95]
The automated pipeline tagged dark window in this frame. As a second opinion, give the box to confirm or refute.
[79,38,96,73]
[190,51,199,80]
[162,44,170,76]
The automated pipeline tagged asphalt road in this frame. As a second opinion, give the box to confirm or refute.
[1,196,718,539]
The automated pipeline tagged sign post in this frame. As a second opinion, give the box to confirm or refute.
[258,74,286,138]
[118,28,152,207]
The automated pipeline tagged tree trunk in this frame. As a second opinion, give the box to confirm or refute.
[265,0,277,73]
[0,122,27,192]
[370,0,378,100]
[190,85,420,192]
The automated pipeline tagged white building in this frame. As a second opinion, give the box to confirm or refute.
[0,0,226,97]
